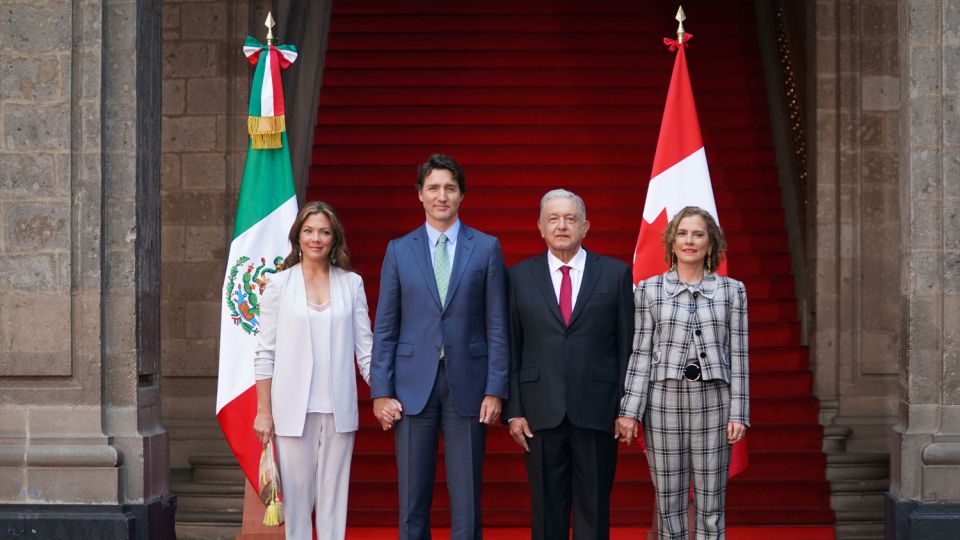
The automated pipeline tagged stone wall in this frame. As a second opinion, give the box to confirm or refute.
[160,0,272,468]
[810,0,901,452]
[886,0,960,536]
[0,0,173,536]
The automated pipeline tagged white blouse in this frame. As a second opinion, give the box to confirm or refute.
[306,300,333,413]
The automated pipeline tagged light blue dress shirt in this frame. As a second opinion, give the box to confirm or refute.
[425,219,460,271]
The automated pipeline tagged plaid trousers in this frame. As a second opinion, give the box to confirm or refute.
[644,378,731,540]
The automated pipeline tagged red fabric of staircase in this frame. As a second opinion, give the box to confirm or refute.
[309,0,833,528]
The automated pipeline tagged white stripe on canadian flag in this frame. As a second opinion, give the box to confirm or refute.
[641,147,719,226]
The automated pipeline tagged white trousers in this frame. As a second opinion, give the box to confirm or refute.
[275,413,355,540]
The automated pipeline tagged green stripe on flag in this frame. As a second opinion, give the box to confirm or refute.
[248,46,265,117]
[232,132,297,239]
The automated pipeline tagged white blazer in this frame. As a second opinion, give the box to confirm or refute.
[255,264,373,436]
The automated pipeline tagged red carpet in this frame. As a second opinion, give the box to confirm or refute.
[346,527,834,540]
[309,0,833,530]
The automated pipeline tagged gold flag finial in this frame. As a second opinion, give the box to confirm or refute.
[265,11,276,44]
[675,6,686,44]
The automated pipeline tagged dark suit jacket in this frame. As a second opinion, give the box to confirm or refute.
[371,222,510,416]
[504,249,634,433]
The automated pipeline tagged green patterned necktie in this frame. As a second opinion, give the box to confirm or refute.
[434,233,451,307]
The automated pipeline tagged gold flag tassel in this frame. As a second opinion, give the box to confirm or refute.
[248,114,286,149]
[262,482,284,526]
[259,440,285,526]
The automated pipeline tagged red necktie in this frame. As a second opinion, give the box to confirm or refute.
[559,265,572,326]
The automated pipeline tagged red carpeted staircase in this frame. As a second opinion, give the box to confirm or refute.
[308,0,834,531]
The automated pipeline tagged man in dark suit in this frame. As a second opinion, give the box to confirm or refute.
[370,154,510,540]
[505,189,634,540]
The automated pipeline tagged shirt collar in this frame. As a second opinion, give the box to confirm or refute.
[425,220,460,247]
[664,269,718,299]
[547,247,586,274]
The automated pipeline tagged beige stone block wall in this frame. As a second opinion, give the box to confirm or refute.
[810,0,900,452]
[160,0,266,468]
[0,0,170,508]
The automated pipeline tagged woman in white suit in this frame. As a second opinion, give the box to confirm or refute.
[253,201,373,540]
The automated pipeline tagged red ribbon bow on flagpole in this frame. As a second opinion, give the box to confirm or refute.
[663,33,694,51]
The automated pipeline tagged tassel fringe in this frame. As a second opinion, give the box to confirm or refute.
[263,497,284,526]
[248,115,286,149]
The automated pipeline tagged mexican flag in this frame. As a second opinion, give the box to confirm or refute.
[216,36,298,489]
[631,32,747,477]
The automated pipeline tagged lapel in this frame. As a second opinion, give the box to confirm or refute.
[441,224,475,312]
[328,265,343,335]
[532,253,565,327]
[567,250,601,328]
[287,264,314,363]
[410,226,443,309]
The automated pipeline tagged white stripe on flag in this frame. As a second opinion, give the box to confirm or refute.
[278,48,298,64]
[215,196,298,413]
[641,147,720,225]
[260,48,275,117]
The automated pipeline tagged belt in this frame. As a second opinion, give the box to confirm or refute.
[683,361,702,382]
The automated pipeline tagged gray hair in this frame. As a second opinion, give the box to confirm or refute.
[539,189,587,220]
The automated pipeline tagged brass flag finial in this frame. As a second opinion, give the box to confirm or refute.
[675,6,686,44]
[265,11,276,44]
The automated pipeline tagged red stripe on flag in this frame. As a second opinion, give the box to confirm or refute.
[649,45,704,180]
[269,46,285,116]
[216,385,261,491]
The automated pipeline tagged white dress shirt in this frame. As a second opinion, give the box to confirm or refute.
[547,247,587,310]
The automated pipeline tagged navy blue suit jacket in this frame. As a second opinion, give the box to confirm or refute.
[371,223,510,416]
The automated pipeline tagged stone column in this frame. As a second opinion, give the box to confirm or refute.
[886,0,960,537]
[810,0,900,453]
[0,1,173,538]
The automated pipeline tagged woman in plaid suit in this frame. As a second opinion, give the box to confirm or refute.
[615,206,749,539]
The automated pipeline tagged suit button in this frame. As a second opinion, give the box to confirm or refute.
[695,329,702,336]
[699,352,706,358]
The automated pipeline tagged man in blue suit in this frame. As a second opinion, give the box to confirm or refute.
[371,154,510,540]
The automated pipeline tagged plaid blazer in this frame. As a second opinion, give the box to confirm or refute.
[619,270,750,426]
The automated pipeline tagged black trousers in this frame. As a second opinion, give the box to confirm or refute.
[525,417,618,540]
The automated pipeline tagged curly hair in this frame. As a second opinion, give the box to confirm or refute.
[662,206,726,272]
[283,201,352,271]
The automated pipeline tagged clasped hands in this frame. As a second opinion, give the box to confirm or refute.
[373,395,502,431]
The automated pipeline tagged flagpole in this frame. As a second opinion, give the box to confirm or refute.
[224,10,298,539]
[676,6,686,44]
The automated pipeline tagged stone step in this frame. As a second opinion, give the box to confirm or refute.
[835,508,885,522]
[175,513,241,540]
[822,425,852,453]
[172,477,245,514]
[189,453,245,484]
[826,452,889,481]
[830,484,886,522]
[835,521,885,540]
[176,510,243,525]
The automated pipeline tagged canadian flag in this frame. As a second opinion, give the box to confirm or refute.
[632,33,747,477]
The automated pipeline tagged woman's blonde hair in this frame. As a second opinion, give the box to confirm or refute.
[662,206,726,272]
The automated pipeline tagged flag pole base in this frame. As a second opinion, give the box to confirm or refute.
[236,482,284,539]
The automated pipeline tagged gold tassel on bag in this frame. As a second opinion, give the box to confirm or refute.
[258,440,284,526]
